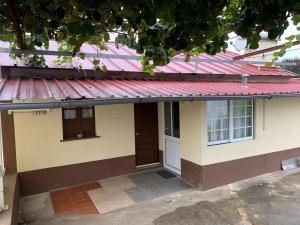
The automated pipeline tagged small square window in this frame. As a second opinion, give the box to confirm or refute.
[62,107,96,140]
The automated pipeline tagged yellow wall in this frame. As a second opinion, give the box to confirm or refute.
[14,104,135,172]
[179,97,300,166]
[14,97,300,172]
[180,101,204,165]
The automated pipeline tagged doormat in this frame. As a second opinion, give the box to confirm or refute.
[156,170,176,179]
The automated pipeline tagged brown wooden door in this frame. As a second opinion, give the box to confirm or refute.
[134,103,159,166]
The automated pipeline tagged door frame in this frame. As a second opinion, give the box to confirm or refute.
[163,102,181,175]
[134,103,159,167]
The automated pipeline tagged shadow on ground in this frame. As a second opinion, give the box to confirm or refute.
[154,172,300,225]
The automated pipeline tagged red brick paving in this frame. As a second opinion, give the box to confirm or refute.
[50,182,101,215]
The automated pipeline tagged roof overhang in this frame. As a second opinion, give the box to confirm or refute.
[0,74,299,110]
[1,92,300,111]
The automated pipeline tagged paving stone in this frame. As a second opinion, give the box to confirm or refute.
[99,176,137,193]
[125,190,155,203]
[92,190,136,213]
[128,171,164,186]
[125,176,191,203]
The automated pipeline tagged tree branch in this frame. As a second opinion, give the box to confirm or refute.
[5,0,25,49]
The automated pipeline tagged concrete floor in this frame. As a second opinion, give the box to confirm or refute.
[21,168,300,225]
[49,169,190,215]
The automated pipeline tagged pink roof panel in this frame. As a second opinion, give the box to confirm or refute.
[1,78,300,102]
[0,41,296,77]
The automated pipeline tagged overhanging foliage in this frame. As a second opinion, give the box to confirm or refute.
[0,0,299,71]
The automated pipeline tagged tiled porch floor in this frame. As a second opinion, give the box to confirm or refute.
[50,169,191,215]
[50,182,100,215]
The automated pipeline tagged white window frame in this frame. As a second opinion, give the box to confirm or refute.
[164,102,180,138]
[207,99,254,146]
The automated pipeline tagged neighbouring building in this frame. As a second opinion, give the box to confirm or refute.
[229,31,280,63]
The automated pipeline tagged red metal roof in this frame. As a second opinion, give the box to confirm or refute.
[0,41,296,77]
[2,77,300,102]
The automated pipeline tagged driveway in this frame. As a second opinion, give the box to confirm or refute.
[21,168,300,225]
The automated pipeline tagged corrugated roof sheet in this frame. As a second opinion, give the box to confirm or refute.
[0,41,296,77]
[1,77,300,102]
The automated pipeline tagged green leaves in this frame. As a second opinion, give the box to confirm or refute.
[67,22,81,35]
[0,33,15,42]
[82,24,95,35]
[0,0,299,71]
[285,42,293,48]
[268,28,279,40]
[67,22,95,35]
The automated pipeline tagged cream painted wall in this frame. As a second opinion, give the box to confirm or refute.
[180,101,204,165]
[14,104,135,172]
[179,97,300,166]
[15,97,300,171]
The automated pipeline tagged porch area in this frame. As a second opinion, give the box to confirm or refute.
[20,168,191,221]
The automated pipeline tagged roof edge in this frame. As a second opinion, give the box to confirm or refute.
[2,93,300,110]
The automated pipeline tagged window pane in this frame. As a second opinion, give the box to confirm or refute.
[64,109,76,119]
[246,106,252,115]
[232,99,253,139]
[246,116,252,126]
[82,108,93,118]
[164,102,171,136]
[81,107,96,137]
[207,100,229,143]
[63,108,77,139]
[207,119,213,131]
[233,117,245,128]
[233,106,245,117]
[233,128,245,139]
[246,127,252,136]
[208,131,213,142]
[172,102,180,138]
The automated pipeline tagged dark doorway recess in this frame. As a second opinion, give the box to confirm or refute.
[134,103,159,166]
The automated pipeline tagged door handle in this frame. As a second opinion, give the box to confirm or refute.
[136,132,140,136]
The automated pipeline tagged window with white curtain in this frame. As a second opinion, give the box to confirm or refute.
[207,99,253,145]
[207,100,229,144]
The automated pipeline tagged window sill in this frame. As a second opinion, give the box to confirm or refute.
[60,135,100,142]
[208,137,253,146]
